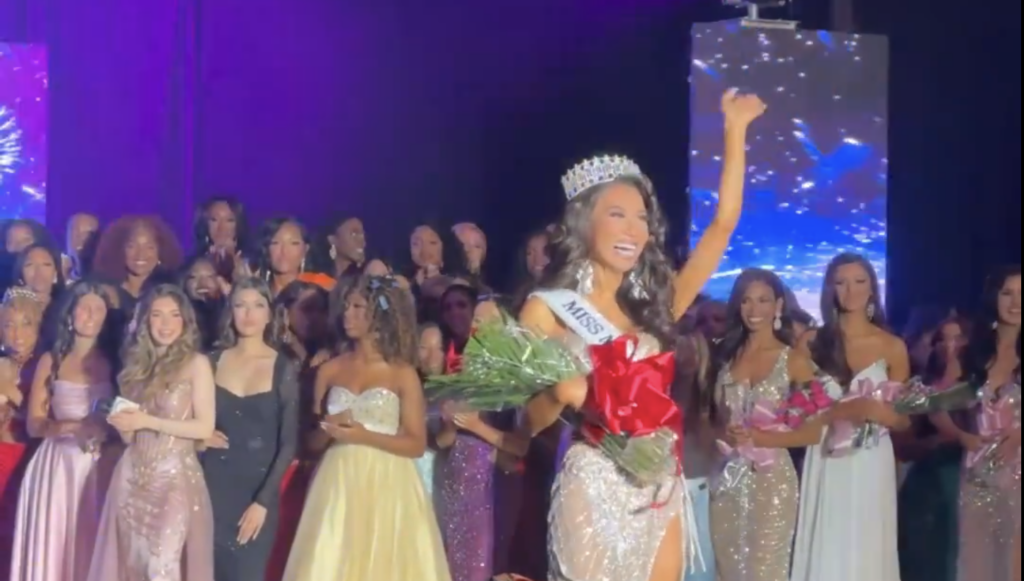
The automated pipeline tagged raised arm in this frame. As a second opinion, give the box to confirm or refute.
[672,90,766,319]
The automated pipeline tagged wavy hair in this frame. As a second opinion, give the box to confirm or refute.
[215,276,288,350]
[714,268,796,370]
[537,174,677,347]
[44,281,117,389]
[118,284,202,400]
[192,196,249,254]
[811,253,887,385]
[91,216,184,283]
[2,218,55,251]
[337,275,417,365]
[397,221,463,280]
[922,314,972,384]
[963,265,1022,385]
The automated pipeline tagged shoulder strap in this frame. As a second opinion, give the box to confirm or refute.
[530,289,622,345]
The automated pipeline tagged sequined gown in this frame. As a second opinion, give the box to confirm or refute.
[202,353,298,581]
[790,361,900,581]
[438,424,496,581]
[957,380,1020,581]
[709,349,798,581]
[282,386,450,581]
[548,333,685,581]
[10,381,118,581]
[86,380,215,581]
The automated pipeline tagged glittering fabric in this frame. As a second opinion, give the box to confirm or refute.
[87,380,214,581]
[282,387,449,581]
[709,349,797,581]
[439,430,495,581]
[957,381,1020,581]
[548,333,684,581]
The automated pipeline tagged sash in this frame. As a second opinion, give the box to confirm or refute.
[531,289,622,346]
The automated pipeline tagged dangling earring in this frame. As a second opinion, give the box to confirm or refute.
[866,303,876,320]
[628,270,648,300]
[329,245,337,260]
[992,320,998,330]
[575,261,594,295]
[773,312,782,330]
[53,274,58,284]
[300,258,306,273]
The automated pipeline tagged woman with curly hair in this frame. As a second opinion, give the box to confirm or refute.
[199,277,298,581]
[87,284,215,581]
[9,281,119,581]
[283,275,449,581]
[520,91,764,581]
[89,215,184,304]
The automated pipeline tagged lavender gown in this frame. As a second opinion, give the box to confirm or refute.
[86,380,214,581]
[439,428,496,581]
[9,381,117,581]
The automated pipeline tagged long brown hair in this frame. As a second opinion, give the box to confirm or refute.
[338,275,417,366]
[118,284,202,400]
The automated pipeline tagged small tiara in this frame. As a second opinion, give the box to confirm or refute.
[560,155,643,200]
[2,286,43,305]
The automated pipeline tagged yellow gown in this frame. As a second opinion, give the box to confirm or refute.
[282,386,450,581]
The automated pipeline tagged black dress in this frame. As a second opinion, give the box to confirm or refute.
[202,351,299,581]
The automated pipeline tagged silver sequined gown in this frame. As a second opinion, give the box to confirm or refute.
[439,428,496,581]
[957,380,1021,581]
[548,332,685,581]
[709,349,798,581]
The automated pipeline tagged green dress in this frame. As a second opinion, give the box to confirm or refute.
[897,419,961,581]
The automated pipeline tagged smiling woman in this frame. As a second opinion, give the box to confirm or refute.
[90,215,184,301]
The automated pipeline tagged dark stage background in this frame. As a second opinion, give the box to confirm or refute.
[0,0,1019,326]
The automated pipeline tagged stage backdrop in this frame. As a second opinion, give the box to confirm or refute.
[689,23,888,320]
[0,43,47,223]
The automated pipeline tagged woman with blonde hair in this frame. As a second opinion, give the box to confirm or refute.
[87,284,216,581]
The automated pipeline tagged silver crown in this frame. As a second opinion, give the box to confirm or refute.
[2,285,42,305]
[560,155,643,200]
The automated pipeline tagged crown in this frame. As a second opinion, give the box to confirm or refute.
[2,285,43,305]
[560,155,643,200]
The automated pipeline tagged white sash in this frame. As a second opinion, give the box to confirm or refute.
[531,288,622,345]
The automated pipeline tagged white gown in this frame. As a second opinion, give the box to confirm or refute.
[790,360,900,581]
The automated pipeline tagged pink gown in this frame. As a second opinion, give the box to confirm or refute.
[9,381,118,581]
[86,380,214,581]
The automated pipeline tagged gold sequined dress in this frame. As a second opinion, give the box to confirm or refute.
[282,386,450,581]
[86,380,215,581]
[709,348,797,581]
[957,380,1020,581]
[548,333,685,581]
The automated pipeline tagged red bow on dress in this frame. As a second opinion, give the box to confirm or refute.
[582,335,684,464]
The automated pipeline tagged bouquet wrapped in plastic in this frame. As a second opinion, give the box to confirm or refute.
[965,382,1020,489]
[425,316,682,486]
[827,377,980,456]
[776,376,844,429]
[713,382,799,493]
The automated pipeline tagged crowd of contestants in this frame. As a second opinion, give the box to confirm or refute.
[0,196,1018,581]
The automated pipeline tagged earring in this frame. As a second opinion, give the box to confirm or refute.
[773,312,782,330]
[575,261,594,295]
[866,303,876,320]
[628,270,648,300]
[53,274,58,284]
[992,320,998,330]
[300,258,306,273]
[329,245,337,260]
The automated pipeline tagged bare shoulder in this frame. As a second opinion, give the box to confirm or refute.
[787,347,817,382]
[392,363,422,393]
[519,295,560,336]
[188,352,214,376]
[880,330,909,363]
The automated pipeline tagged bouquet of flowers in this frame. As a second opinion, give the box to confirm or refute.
[776,376,843,429]
[425,315,681,486]
[712,382,795,493]
[965,383,1020,489]
[828,377,980,456]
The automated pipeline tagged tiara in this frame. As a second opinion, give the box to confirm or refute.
[2,286,43,305]
[560,155,643,200]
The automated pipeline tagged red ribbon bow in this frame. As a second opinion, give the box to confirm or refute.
[445,342,462,374]
[582,336,683,462]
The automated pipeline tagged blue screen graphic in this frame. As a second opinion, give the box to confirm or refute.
[689,23,888,320]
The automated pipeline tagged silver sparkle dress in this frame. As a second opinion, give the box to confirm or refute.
[709,349,798,581]
[548,332,685,581]
[957,380,1021,581]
